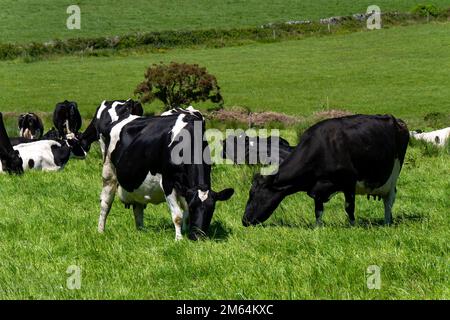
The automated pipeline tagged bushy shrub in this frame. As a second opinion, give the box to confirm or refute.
[135,62,223,110]
[411,4,442,17]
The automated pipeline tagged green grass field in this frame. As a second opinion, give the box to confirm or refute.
[1,0,449,43]
[0,3,449,300]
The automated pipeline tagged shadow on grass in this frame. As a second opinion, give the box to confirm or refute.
[141,218,232,241]
[264,212,426,229]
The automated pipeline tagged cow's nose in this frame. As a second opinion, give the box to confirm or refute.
[242,217,252,227]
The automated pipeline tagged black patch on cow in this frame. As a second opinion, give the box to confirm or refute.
[28,158,35,169]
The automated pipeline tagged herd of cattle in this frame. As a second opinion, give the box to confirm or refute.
[0,100,448,240]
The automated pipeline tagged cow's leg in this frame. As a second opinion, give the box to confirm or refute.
[314,199,325,227]
[132,204,145,230]
[165,190,184,241]
[383,187,396,225]
[344,191,356,226]
[98,161,117,233]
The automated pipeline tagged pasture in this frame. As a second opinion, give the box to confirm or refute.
[0,5,449,299]
[1,0,450,43]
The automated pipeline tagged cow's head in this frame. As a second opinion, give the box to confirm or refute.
[18,113,44,139]
[176,183,234,240]
[0,113,23,174]
[242,173,286,226]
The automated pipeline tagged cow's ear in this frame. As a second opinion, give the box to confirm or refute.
[213,188,234,201]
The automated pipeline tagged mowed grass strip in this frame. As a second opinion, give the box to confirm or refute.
[0,23,449,125]
[2,0,450,43]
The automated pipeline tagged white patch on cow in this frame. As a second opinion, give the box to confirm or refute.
[23,128,32,139]
[168,114,187,146]
[13,140,62,171]
[356,159,401,196]
[108,101,126,122]
[107,115,139,155]
[118,172,165,206]
[198,190,209,202]
[64,120,72,134]
[96,100,108,119]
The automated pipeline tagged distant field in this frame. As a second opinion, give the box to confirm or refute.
[1,22,449,128]
[1,0,449,43]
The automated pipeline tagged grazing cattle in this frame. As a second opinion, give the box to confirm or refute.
[53,100,82,137]
[410,128,450,147]
[221,132,294,165]
[0,113,24,174]
[243,114,409,227]
[18,113,44,139]
[80,100,234,240]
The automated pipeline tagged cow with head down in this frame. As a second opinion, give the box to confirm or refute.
[243,114,409,227]
[79,100,234,240]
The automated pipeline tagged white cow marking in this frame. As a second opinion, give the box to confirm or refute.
[356,159,401,196]
[198,190,209,202]
[168,114,187,147]
[107,115,140,155]
[96,100,108,119]
[108,101,126,122]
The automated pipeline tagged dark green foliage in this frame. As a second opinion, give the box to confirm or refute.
[135,62,223,110]
[411,4,442,17]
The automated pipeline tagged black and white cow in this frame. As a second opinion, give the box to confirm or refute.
[53,100,82,138]
[0,113,24,174]
[243,114,409,227]
[1,113,80,172]
[18,113,44,139]
[221,132,294,165]
[80,100,234,240]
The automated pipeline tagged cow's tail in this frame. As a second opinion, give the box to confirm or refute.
[392,116,409,166]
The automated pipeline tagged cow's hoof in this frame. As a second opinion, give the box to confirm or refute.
[349,220,356,227]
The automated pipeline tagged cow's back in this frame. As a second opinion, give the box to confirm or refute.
[276,115,409,190]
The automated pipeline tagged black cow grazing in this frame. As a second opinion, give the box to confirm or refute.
[0,113,23,174]
[243,114,409,227]
[53,100,82,137]
[18,113,44,139]
[221,132,294,165]
[80,100,234,240]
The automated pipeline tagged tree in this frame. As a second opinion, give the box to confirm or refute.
[135,62,223,110]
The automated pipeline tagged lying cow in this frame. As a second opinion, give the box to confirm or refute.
[242,114,409,227]
[80,100,234,240]
[410,128,450,147]
[1,113,81,172]
[53,100,82,138]
[221,132,294,165]
[18,113,44,139]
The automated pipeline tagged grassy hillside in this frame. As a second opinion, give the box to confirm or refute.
[1,0,449,43]
[1,22,449,126]
[0,7,448,299]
